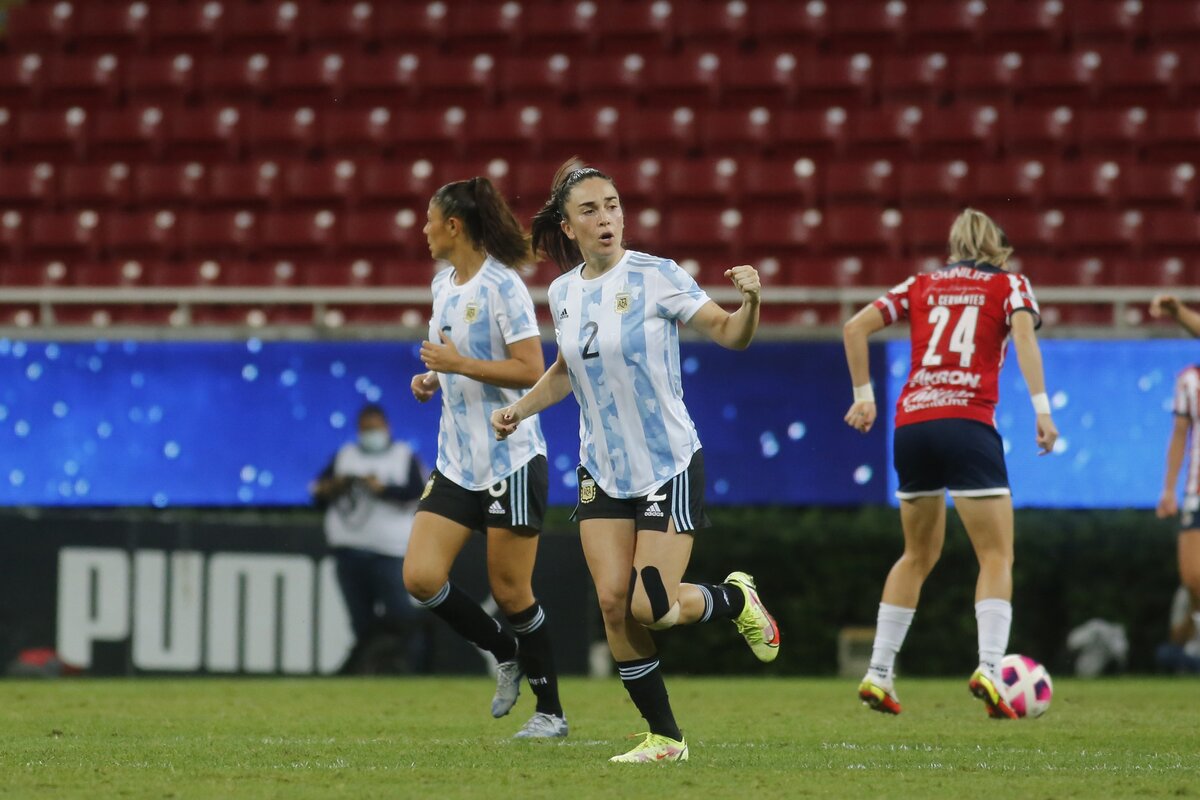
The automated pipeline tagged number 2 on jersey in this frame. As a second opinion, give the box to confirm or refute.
[922,306,978,368]
[581,321,600,360]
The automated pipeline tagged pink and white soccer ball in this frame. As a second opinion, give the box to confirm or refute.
[1000,654,1053,718]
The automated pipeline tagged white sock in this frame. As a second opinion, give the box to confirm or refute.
[867,603,915,686]
[976,598,1012,681]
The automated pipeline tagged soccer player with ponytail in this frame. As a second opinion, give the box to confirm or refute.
[404,176,566,739]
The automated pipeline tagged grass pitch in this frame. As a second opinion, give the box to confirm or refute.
[0,676,1195,799]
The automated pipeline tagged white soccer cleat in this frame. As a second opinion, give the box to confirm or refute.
[491,658,523,718]
[608,732,689,763]
[513,712,568,739]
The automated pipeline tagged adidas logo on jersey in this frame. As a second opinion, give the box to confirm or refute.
[488,500,506,515]
[558,307,569,319]
[644,502,664,518]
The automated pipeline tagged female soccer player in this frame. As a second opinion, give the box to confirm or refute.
[491,160,780,763]
[842,208,1057,718]
[405,176,566,739]
[1150,293,1200,623]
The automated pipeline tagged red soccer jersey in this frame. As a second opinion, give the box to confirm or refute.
[1172,365,1200,496]
[873,261,1041,428]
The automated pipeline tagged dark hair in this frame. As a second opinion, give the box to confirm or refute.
[530,157,618,272]
[358,404,388,424]
[432,176,532,269]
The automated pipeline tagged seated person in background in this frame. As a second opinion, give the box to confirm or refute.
[1155,586,1200,675]
[311,404,427,674]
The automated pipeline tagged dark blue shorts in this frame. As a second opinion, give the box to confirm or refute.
[1180,495,1200,533]
[893,418,1010,500]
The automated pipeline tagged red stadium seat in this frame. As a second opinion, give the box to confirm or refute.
[28,211,103,260]
[150,2,225,55]
[542,106,622,161]
[244,107,318,158]
[988,208,1063,255]
[301,257,384,287]
[622,206,665,252]
[0,259,72,287]
[624,107,702,159]
[898,160,971,208]
[1023,255,1109,287]
[1147,109,1200,163]
[849,106,923,160]
[647,52,723,107]
[972,158,1048,208]
[180,210,259,257]
[259,210,340,256]
[1065,209,1143,253]
[414,53,497,108]
[0,211,27,261]
[0,54,46,108]
[283,160,360,208]
[465,106,546,160]
[125,54,198,105]
[0,164,56,208]
[919,104,1001,160]
[800,54,876,108]
[390,106,467,160]
[305,1,379,50]
[825,159,898,205]
[359,159,440,206]
[164,106,242,161]
[954,52,1026,105]
[6,2,75,52]
[43,53,122,108]
[223,259,304,287]
[1146,210,1200,251]
[60,163,132,208]
[322,107,395,157]
[907,1,985,52]
[1111,256,1196,286]
[743,207,825,258]
[72,260,150,287]
[274,52,347,108]
[982,0,1067,53]
[0,106,13,157]
[342,208,424,257]
[1099,51,1181,107]
[1022,52,1102,106]
[1046,160,1123,208]
[741,157,820,209]
[447,0,524,53]
[1071,0,1147,43]
[1004,106,1078,156]
[593,158,663,208]
[879,53,950,105]
[829,0,908,54]
[92,106,165,161]
[346,52,420,107]
[201,53,274,103]
[825,207,902,256]
[904,208,960,254]
[664,157,742,207]
[775,107,850,158]
[781,256,870,287]
[676,0,753,54]
[749,0,829,49]
[104,210,181,259]
[500,54,576,104]
[719,52,801,109]
[377,1,452,49]
[1123,162,1197,209]
[14,107,89,162]
[132,162,206,207]
[574,54,648,107]
[207,161,281,208]
[1148,1,1200,44]
[595,1,676,54]
[663,208,743,262]
[75,1,151,55]
[1077,107,1149,157]
[702,107,775,155]
[437,158,516,199]
[224,1,305,55]
[521,1,598,55]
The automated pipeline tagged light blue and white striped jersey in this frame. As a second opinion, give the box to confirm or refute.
[430,256,546,491]
[548,249,711,499]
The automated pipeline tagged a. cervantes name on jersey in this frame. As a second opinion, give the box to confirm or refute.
[874,261,1041,429]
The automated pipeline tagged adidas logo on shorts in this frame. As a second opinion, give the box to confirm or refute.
[644,502,664,518]
[488,500,505,515]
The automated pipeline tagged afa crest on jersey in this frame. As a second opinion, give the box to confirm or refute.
[464,302,480,323]
[615,292,631,314]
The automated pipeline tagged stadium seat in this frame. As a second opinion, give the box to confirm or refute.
[0,211,27,261]
[1071,0,1146,45]
[1111,256,1196,286]
[150,1,225,55]
[104,210,181,259]
[0,164,56,208]
[574,54,648,107]
[647,52,723,107]
[0,259,71,287]
[981,0,1067,53]
[781,256,869,287]
[954,52,1026,105]
[244,107,318,158]
[1065,209,1144,254]
[75,1,151,55]
[322,107,395,158]
[0,107,12,157]
[1123,162,1197,209]
[1046,160,1123,208]
[132,162,207,207]
[304,1,378,50]
[919,104,1000,160]
[28,211,103,260]
[1022,255,1108,287]
[223,1,305,56]
[719,52,801,109]
[664,157,742,207]
[1004,106,1078,156]
[1077,107,1149,157]
[878,53,950,106]
[972,158,1048,208]
[125,54,198,105]
[898,160,971,208]
[413,53,497,108]
[164,106,242,161]
[800,54,876,108]
[1146,0,1200,45]
[775,107,850,158]
[825,207,902,256]
[207,161,281,208]
[1147,109,1200,163]
[377,1,452,49]
[624,107,702,158]
[741,157,819,209]
[437,158,516,198]
[1022,52,1102,106]
[594,158,663,208]
[500,54,576,104]
[849,106,922,160]
[0,54,46,108]
[447,0,524,53]
[676,0,753,55]
[92,106,165,161]
[988,208,1063,255]
[906,0,985,52]
[1146,209,1200,251]
[542,107,622,161]
[342,208,424,257]
[521,1,598,55]
[346,52,420,107]
[223,259,303,287]
[273,52,347,108]
[180,209,259,257]
[825,160,898,205]
[201,53,274,103]
[283,160,360,208]
[828,0,908,54]
[390,106,467,160]
[5,2,76,52]
[595,0,676,54]
[904,208,960,254]
[749,0,830,50]
[663,208,743,262]
[465,106,546,160]
[359,159,440,206]
[702,107,775,156]
[743,207,824,257]
[301,257,383,287]
[622,206,665,252]
[1099,52,1181,107]
[60,163,133,208]
[71,260,152,287]
[259,210,340,257]
[14,107,89,162]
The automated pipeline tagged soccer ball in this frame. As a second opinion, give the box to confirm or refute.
[1000,654,1053,718]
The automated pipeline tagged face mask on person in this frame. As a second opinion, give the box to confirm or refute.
[358,430,390,453]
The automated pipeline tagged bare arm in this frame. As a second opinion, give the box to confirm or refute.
[842,304,886,434]
[1010,310,1058,455]
[1157,414,1190,519]
[1151,294,1200,337]
[420,334,544,389]
[685,265,760,350]
[491,350,574,439]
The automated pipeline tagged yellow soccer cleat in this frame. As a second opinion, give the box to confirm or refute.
[609,732,689,763]
[725,571,781,663]
[969,668,1018,719]
[858,677,902,715]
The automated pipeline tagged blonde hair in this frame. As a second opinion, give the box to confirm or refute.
[948,208,1013,266]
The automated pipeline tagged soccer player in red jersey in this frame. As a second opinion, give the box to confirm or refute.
[842,208,1058,718]
[1150,293,1200,632]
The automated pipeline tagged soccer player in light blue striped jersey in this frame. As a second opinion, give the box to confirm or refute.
[492,159,781,763]
[405,176,566,740]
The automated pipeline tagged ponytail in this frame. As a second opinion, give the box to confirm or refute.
[948,208,1014,267]
[531,157,617,273]
[431,177,532,269]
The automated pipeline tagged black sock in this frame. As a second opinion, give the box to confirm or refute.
[693,582,746,622]
[616,656,682,741]
[508,602,563,718]
[418,582,517,663]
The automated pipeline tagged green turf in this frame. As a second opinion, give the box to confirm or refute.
[0,676,1195,799]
